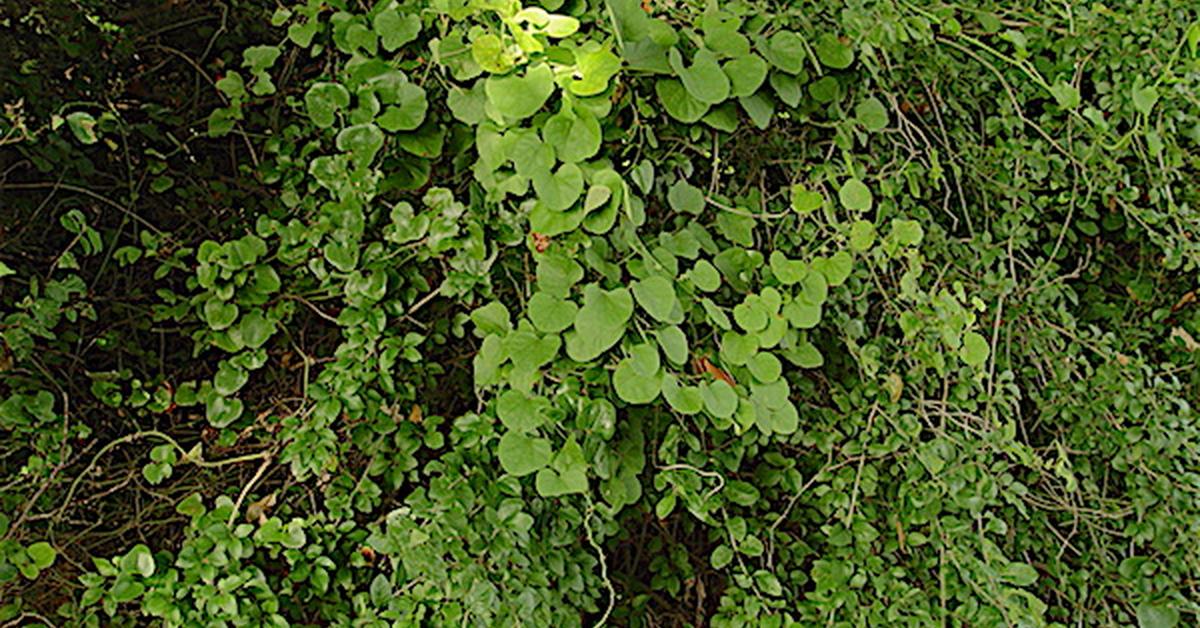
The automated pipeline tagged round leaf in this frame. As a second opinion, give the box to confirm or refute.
[838,178,873,211]
[498,431,553,477]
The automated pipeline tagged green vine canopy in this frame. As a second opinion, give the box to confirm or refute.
[2,0,1199,626]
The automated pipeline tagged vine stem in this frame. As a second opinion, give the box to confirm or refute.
[657,463,726,501]
[0,181,163,234]
[51,430,270,526]
[227,453,275,526]
[583,497,615,627]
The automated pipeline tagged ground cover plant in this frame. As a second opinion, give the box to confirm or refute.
[1,0,1199,625]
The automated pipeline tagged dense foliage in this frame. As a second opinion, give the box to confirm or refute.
[2,0,1199,625]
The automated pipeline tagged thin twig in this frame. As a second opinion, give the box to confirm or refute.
[0,181,162,234]
[227,453,274,526]
[50,430,271,528]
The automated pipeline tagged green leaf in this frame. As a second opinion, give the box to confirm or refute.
[1001,561,1038,586]
[792,341,823,368]
[239,311,275,349]
[304,82,350,128]
[336,123,385,167]
[498,431,553,477]
[960,331,990,367]
[472,33,515,74]
[629,342,661,377]
[176,493,205,517]
[757,402,799,435]
[374,9,421,52]
[127,544,155,578]
[528,292,578,333]
[754,570,784,596]
[288,18,319,47]
[206,395,244,428]
[725,480,760,506]
[584,184,612,213]
[340,23,377,56]
[761,31,805,74]
[0,261,16,278]
[838,178,873,211]
[656,493,677,519]
[110,578,145,603]
[690,259,722,292]
[770,72,802,107]
[204,299,239,331]
[377,84,427,132]
[474,335,506,388]
[149,175,174,194]
[472,300,512,336]
[532,163,584,212]
[564,285,633,362]
[733,298,767,332]
[656,79,710,123]
[323,240,360,272]
[769,251,804,285]
[808,75,840,103]
[740,92,775,129]
[815,33,854,69]
[1049,81,1080,109]
[65,111,99,144]
[669,47,730,104]
[711,545,734,569]
[705,18,750,57]
[632,275,680,323]
[891,219,924,246]
[213,362,249,396]
[668,180,706,215]
[570,42,621,96]
[537,252,584,298]
[655,325,689,365]
[790,185,823,213]
[748,352,782,383]
[812,251,853,287]
[242,45,280,72]
[1132,85,1159,116]
[542,105,602,163]
[581,398,617,439]
[716,211,755,246]
[535,438,588,496]
[1137,603,1179,628]
[849,220,876,251]
[496,390,548,433]
[724,54,769,98]
[703,102,739,132]
[517,8,579,38]
[662,374,703,414]
[215,72,246,100]
[855,97,889,131]
[701,380,738,418]
[486,64,556,120]
[448,84,487,124]
[143,460,171,484]
[721,331,759,366]
[799,269,828,305]
[370,574,393,607]
[503,330,560,372]
[613,357,661,404]
[26,542,56,570]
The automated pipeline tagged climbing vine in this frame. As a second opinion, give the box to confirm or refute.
[2,0,1199,626]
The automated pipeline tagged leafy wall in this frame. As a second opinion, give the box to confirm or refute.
[1,0,1199,626]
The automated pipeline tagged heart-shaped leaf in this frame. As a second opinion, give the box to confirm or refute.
[486,64,555,120]
[532,163,584,212]
[498,431,553,477]
[670,47,731,104]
